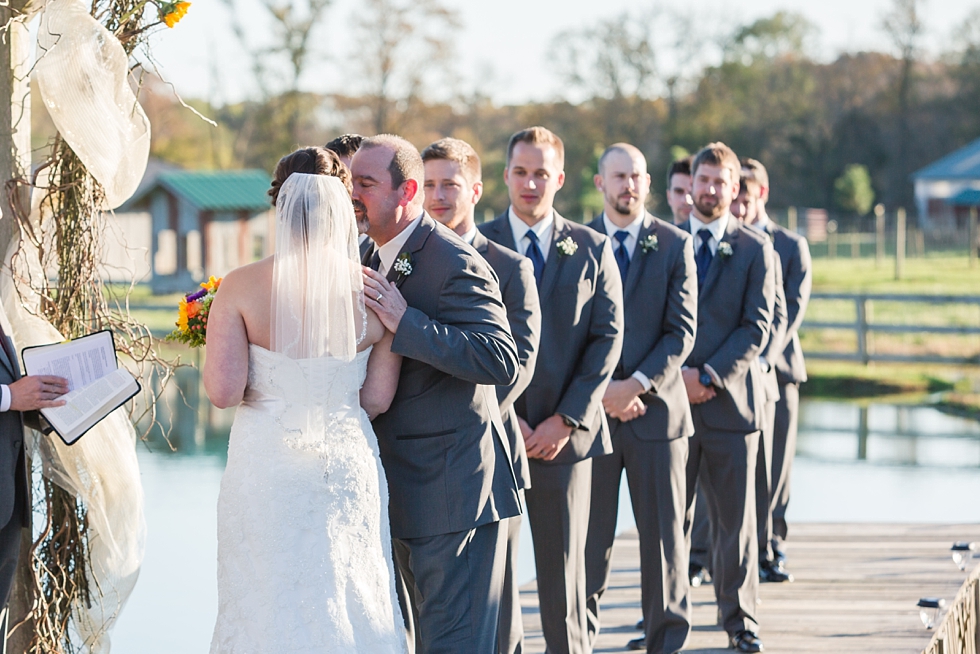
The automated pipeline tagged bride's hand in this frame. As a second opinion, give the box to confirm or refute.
[363,267,407,332]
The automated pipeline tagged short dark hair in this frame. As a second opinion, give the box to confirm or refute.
[692,142,740,181]
[506,126,565,169]
[740,157,770,190]
[325,134,364,160]
[421,137,482,184]
[359,134,424,190]
[268,146,351,206]
[666,156,693,187]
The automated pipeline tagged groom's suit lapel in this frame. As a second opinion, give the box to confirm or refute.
[622,213,655,301]
[388,214,435,289]
[487,212,519,252]
[700,217,740,300]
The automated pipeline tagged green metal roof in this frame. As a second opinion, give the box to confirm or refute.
[912,137,980,181]
[153,170,272,212]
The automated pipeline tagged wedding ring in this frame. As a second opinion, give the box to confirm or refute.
[376,292,383,302]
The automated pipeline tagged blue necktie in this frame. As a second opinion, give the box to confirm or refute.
[613,230,630,282]
[695,229,713,289]
[525,230,545,287]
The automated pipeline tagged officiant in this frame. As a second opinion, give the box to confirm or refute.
[0,320,68,649]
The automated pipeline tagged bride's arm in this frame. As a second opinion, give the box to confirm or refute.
[203,274,250,409]
[361,328,401,420]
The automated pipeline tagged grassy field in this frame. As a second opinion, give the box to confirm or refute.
[802,254,980,414]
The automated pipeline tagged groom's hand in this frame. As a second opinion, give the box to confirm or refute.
[524,414,572,461]
[363,267,407,333]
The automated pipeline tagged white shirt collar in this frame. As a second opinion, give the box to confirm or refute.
[460,226,478,245]
[688,212,730,256]
[508,206,553,262]
[602,212,644,258]
[377,213,422,275]
[752,210,770,232]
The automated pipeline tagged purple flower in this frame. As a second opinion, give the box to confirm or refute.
[186,288,208,302]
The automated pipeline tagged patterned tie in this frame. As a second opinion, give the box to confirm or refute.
[525,230,545,287]
[613,230,630,282]
[695,228,713,289]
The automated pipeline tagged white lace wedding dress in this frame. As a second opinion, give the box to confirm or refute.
[210,344,406,653]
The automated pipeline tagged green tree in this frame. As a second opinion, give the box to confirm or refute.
[834,164,876,215]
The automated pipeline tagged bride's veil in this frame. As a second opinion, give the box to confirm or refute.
[271,173,366,362]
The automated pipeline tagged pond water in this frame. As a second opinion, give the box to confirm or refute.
[107,378,980,653]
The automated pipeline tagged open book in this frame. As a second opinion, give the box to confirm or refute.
[22,331,140,445]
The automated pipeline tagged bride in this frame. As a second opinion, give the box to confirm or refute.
[202,147,406,652]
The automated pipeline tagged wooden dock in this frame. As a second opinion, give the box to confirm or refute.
[519,523,980,653]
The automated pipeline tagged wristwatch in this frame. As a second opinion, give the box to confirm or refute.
[699,368,714,389]
[558,413,579,429]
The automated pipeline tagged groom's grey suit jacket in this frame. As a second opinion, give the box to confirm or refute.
[480,210,623,465]
[763,221,811,385]
[587,212,697,441]
[679,216,775,433]
[372,214,522,540]
[472,230,540,490]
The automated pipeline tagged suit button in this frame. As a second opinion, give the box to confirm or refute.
[13,440,21,449]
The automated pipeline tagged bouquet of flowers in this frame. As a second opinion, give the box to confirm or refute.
[165,276,221,347]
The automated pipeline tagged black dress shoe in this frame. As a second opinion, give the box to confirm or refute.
[730,630,764,652]
[690,564,710,587]
[627,635,646,650]
[772,546,787,564]
[635,617,644,630]
[759,559,794,583]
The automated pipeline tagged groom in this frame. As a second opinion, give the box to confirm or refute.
[354,134,522,654]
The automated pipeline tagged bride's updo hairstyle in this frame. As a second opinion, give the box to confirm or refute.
[268,146,352,206]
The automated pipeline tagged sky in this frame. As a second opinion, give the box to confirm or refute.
[145,0,980,106]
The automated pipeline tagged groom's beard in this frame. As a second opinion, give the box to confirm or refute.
[353,200,370,234]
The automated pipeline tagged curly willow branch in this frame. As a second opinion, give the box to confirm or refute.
[1,0,186,650]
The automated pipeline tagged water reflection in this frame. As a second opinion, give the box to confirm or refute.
[111,379,980,653]
[798,401,980,467]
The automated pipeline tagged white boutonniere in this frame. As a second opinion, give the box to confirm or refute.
[718,241,733,259]
[556,236,578,256]
[393,252,413,277]
[640,234,658,253]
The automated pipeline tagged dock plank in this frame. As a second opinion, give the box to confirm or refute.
[519,523,980,653]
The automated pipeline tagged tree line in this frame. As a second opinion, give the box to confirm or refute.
[34,0,980,225]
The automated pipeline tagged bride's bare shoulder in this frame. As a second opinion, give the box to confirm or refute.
[217,257,274,299]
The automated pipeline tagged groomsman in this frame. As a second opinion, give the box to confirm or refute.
[481,126,624,654]
[666,157,694,226]
[325,133,374,261]
[740,158,812,570]
[733,169,792,583]
[584,144,697,654]
[679,142,775,654]
[421,137,542,654]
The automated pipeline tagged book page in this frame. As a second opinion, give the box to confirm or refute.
[23,331,117,392]
[41,368,138,443]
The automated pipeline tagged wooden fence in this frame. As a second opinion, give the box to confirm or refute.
[923,562,980,654]
[804,293,980,365]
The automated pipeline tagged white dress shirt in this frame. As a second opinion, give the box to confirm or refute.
[602,212,644,260]
[0,385,10,412]
[508,207,553,263]
[688,211,730,256]
[376,214,422,276]
[460,226,477,246]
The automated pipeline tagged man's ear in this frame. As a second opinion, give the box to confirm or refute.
[760,186,770,204]
[400,179,419,206]
[556,171,566,189]
[471,181,484,205]
[593,173,604,193]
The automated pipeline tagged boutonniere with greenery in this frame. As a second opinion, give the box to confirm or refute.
[393,252,413,277]
[640,233,658,253]
[556,236,578,256]
[718,241,734,259]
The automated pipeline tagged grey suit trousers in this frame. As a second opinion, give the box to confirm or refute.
[585,435,690,654]
[393,521,507,654]
[525,458,592,654]
[498,492,525,654]
[685,412,760,637]
[755,397,776,563]
[771,382,800,548]
[689,485,712,573]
